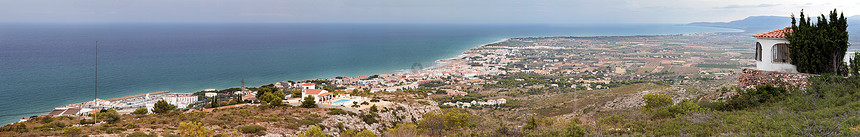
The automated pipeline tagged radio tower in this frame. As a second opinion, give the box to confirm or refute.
[240,78,246,92]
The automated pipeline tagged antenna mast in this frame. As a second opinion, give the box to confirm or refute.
[94,41,98,125]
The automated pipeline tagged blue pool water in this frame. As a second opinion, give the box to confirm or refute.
[332,99,352,105]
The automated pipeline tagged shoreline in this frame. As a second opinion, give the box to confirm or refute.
[9,37,510,126]
[422,38,510,71]
[7,32,726,126]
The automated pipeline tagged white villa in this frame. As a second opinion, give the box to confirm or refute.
[301,89,333,103]
[753,27,797,73]
[301,83,316,89]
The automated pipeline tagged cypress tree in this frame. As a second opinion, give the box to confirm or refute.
[786,9,849,74]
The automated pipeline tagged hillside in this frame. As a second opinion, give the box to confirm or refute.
[1,32,858,136]
[689,16,792,33]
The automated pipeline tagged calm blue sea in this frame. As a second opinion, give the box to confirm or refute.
[0,23,739,125]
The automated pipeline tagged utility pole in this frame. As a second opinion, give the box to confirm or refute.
[94,41,98,125]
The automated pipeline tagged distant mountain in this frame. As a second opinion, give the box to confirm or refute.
[688,16,791,33]
[692,15,860,45]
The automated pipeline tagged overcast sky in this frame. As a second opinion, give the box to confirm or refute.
[0,0,857,24]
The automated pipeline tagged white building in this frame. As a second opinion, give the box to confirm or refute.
[274,82,284,88]
[497,98,507,104]
[204,92,217,98]
[162,93,198,109]
[301,89,332,103]
[301,83,316,89]
[753,27,797,73]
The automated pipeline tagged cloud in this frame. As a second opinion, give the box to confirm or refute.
[718,4,781,9]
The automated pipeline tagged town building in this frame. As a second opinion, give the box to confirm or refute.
[162,93,198,109]
[204,92,217,98]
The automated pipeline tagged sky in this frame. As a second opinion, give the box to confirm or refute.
[0,0,857,24]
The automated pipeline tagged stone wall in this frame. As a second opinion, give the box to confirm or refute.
[738,68,814,89]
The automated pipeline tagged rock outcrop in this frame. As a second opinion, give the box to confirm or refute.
[317,101,439,136]
[738,68,814,89]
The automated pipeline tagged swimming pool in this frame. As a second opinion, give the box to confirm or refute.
[332,99,352,105]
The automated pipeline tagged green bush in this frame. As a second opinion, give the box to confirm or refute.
[40,121,67,129]
[565,122,587,137]
[327,108,349,115]
[238,125,267,134]
[301,96,317,108]
[152,100,177,114]
[132,107,149,115]
[642,93,701,119]
[369,104,378,112]
[418,109,470,134]
[359,112,379,125]
[127,131,155,137]
[98,109,122,124]
[643,93,672,109]
[298,117,324,126]
[39,117,54,124]
[297,125,325,137]
[13,123,28,133]
[523,117,537,130]
[63,127,82,136]
[419,80,445,87]
[719,84,788,111]
[178,121,213,137]
[668,99,700,114]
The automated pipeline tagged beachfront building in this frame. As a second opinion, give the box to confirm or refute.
[162,93,198,109]
[753,27,797,73]
[301,89,332,103]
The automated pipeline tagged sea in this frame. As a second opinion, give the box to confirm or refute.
[0,23,740,125]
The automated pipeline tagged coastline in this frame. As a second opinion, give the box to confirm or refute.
[1,23,742,125]
[3,37,507,126]
[422,38,510,71]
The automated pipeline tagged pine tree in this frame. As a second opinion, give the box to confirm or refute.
[152,99,176,114]
[301,96,317,108]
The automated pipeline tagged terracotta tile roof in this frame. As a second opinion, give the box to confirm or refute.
[318,92,332,96]
[303,89,326,95]
[753,27,792,38]
[301,83,315,86]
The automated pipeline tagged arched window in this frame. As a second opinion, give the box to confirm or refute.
[755,42,762,61]
[772,44,790,63]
